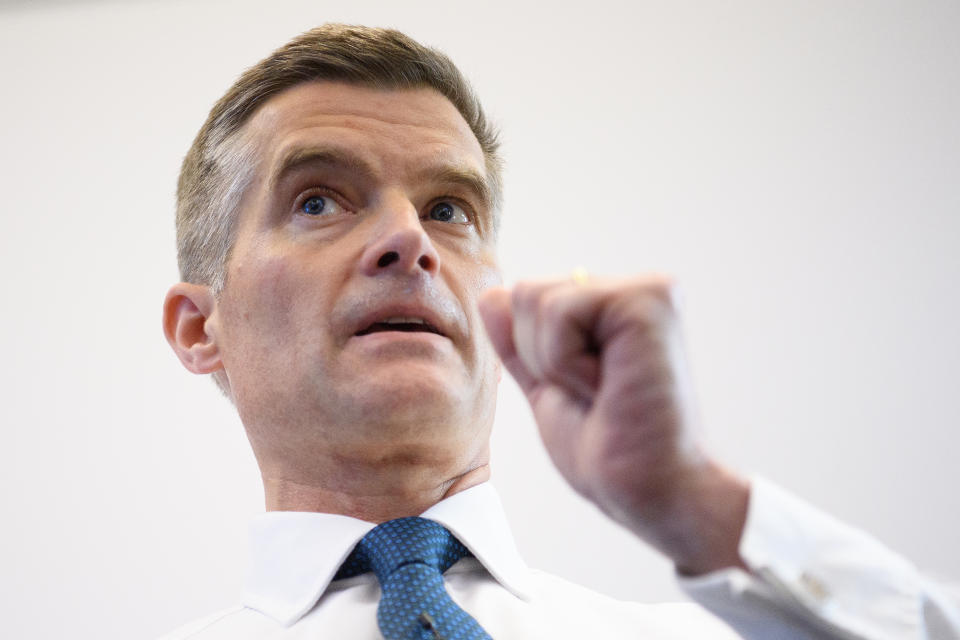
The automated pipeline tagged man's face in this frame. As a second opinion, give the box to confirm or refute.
[209,82,502,480]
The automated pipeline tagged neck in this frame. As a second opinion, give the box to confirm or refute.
[260,449,491,522]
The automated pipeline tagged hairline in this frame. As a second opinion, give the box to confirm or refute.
[211,80,500,291]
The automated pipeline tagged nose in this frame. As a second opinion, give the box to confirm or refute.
[359,203,440,278]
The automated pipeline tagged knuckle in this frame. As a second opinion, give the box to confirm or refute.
[540,288,568,327]
[539,332,566,379]
[629,275,681,317]
[515,336,541,376]
[642,274,676,300]
[656,277,682,313]
[511,281,541,312]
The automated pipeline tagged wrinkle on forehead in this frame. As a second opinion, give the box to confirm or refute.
[240,81,491,225]
[247,81,485,164]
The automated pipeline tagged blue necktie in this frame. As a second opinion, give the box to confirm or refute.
[335,517,492,640]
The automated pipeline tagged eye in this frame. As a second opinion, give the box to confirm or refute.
[427,201,469,224]
[299,194,344,216]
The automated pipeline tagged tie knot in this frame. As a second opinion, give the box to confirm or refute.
[336,517,471,584]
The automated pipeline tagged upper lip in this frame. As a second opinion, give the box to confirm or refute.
[352,303,451,339]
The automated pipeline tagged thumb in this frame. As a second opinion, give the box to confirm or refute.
[478,286,539,395]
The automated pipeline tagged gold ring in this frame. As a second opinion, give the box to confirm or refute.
[571,266,589,285]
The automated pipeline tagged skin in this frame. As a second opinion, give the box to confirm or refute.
[165,80,749,575]
[165,82,502,521]
[479,279,750,574]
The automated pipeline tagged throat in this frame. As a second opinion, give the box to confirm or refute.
[261,461,491,521]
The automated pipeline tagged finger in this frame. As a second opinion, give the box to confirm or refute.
[535,283,603,401]
[478,286,539,395]
[512,277,611,401]
[509,280,552,381]
[592,274,681,347]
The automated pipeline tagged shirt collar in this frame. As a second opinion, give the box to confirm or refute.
[242,482,532,626]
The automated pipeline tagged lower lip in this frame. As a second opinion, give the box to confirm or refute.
[350,330,452,349]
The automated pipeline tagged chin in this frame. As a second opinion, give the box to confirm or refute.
[338,363,492,440]
[355,374,464,421]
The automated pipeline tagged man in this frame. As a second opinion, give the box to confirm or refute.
[161,24,958,639]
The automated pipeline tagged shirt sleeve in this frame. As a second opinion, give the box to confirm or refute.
[678,477,960,640]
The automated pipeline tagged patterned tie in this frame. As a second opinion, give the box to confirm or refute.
[335,517,492,640]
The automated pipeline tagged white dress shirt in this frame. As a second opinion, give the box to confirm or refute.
[159,479,960,639]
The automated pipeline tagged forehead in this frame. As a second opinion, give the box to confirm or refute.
[242,81,486,183]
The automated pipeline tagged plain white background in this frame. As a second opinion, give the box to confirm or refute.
[0,1,957,638]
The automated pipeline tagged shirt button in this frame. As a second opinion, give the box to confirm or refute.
[799,571,830,602]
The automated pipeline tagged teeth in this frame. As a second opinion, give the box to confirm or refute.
[382,317,426,324]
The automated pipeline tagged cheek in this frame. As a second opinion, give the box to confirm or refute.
[474,260,503,292]
[453,256,499,324]
[222,251,312,347]
[461,255,502,362]
[462,247,502,293]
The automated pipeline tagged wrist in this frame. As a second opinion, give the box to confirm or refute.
[623,459,751,576]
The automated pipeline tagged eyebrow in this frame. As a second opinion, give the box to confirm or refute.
[267,145,377,191]
[424,165,493,213]
[267,144,493,212]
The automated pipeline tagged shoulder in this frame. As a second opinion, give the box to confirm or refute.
[155,606,247,640]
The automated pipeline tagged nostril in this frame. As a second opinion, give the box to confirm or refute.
[377,251,399,268]
[417,255,434,270]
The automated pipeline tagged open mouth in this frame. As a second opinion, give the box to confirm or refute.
[355,317,444,337]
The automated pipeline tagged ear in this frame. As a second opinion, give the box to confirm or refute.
[163,283,224,375]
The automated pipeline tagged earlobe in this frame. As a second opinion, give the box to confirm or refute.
[163,283,224,375]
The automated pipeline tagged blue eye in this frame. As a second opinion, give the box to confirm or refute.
[428,201,469,224]
[302,196,330,215]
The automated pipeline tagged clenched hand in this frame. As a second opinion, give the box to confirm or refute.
[479,275,750,575]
